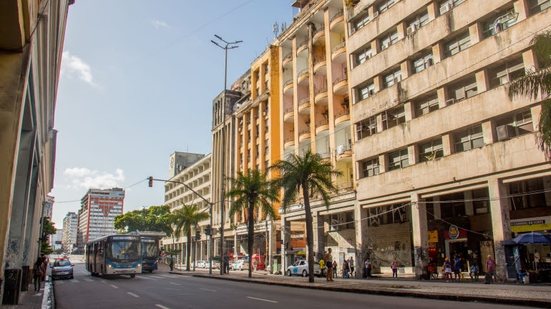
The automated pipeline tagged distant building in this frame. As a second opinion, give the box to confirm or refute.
[76,188,125,251]
[62,212,78,253]
[43,195,55,219]
[51,229,63,251]
[168,152,206,178]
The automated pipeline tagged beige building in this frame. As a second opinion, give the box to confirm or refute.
[0,0,73,302]
[347,0,551,279]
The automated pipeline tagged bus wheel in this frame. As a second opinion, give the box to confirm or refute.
[130,274,136,278]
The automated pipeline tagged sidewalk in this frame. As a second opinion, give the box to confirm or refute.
[2,277,53,309]
[170,267,551,308]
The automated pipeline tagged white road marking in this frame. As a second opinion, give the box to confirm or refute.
[110,284,119,289]
[247,296,278,304]
[84,278,93,282]
[71,279,80,283]
[199,288,216,292]
[155,305,170,309]
[150,275,164,279]
[127,292,139,298]
[169,282,182,286]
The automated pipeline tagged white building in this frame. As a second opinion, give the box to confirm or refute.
[62,212,78,253]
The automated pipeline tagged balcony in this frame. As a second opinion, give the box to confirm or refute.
[333,74,348,95]
[283,79,294,95]
[284,135,295,148]
[283,106,294,122]
[314,85,328,105]
[282,53,293,68]
[331,41,346,62]
[297,40,308,55]
[334,108,350,125]
[313,57,327,74]
[297,68,309,85]
[329,10,344,31]
[313,28,325,44]
[335,143,352,161]
[298,97,311,114]
[315,119,329,134]
[299,128,311,142]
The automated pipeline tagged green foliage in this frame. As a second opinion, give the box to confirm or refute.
[114,205,172,235]
[40,217,56,255]
[170,204,209,271]
[226,169,279,278]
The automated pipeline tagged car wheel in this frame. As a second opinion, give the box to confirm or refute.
[130,274,136,278]
[302,270,308,277]
[287,270,292,276]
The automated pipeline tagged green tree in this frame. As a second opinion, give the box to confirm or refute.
[226,169,279,278]
[171,204,209,271]
[272,151,340,283]
[41,217,56,255]
[508,30,551,156]
[114,205,172,235]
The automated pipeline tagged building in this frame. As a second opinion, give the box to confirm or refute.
[169,152,207,178]
[62,212,78,253]
[76,188,125,251]
[346,0,551,279]
[163,153,211,266]
[51,229,63,252]
[275,0,357,272]
[0,0,73,303]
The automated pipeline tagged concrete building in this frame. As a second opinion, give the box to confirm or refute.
[346,0,551,279]
[163,153,211,267]
[51,229,63,252]
[275,0,357,273]
[62,212,78,253]
[0,0,73,303]
[76,188,125,251]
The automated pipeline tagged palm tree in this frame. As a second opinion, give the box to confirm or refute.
[226,169,279,278]
[508,30,551,156]
[171,204,209,271]
[272,150,341,283]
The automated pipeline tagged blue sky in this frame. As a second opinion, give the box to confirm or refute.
[51,0,294,227]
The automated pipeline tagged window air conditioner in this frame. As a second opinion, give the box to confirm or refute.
[441,2,451,14]
[496,125,515,141]
[406,24,417,37]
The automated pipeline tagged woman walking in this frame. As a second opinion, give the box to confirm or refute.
[33,257,43,292]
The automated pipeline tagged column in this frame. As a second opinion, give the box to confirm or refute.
[281,217,290,274]
[488,177,512,281]
[354,203,368,278]
[411,193,428,279]
[312,213,324,258]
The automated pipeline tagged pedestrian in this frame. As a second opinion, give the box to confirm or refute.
[391,259,398,278]
[324,248,333,281]
[332,260,338,278]
[443,257,452,281]
[470,262,479,282]
[40,255,48,282]
[364,258,372,278]
[319,255,326,277]
[343,260,349,278]
[485,255,496,284]
[349,257,355,278]
[453,255,463,281]
[33,257,43,292]
[169,256,174,271]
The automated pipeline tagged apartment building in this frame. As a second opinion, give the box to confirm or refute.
[62,212,78,253]
[347,0,551,279]
[276,0,357,271]
[0,0,73,302]
[76,188,125,251]
[163,152,211,264]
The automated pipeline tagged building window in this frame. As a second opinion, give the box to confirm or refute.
[472,188,490,214]
[383,69,402,88]
[509,177,547,210]
[351,12,370,34]
[407,10,430,32]
[354,46,373,66]
[382,105,405,129]
[439,0,466,15]
[495,110,534,141]
[454,125,484,152]
[439,192,466,218]
[367,203,408,227]
[377,0,396,13]
[388,148,409,171]
[419,138,444,162]
[528,0,551,15]
[360,158,380,178]
[413,52,433,73]
[482,8,518,38]
[448,76,477,104]
[356,116,377,140]
[444,31,471,58]
[489,58,525,88]
[380,30,399,51]
[414,93,439,117]
[356,82,375,102]
[329,211,355,231]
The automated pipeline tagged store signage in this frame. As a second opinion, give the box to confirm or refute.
[511,216,551,233]
[448,225,460,240]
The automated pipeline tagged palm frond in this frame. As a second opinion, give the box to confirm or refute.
[538,98,551,157]
[508,67,551,100]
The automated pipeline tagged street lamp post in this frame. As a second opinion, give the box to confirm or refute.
[211,35,241,275]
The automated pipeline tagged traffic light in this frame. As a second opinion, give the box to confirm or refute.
[195,230,201,240]
[148,176,153,187]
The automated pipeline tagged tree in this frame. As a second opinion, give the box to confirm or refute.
[508,30,551,156]
[41,217,56,255]
[272,151,340,283]
[114,205,172,235]
[171,204,209,271]
[226,169,279,278]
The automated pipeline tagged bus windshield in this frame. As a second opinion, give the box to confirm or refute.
[107,240,140,261]
[142,241,158,258]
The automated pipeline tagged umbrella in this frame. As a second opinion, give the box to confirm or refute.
[513,232,551,244]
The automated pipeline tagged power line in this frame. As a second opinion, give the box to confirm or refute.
[54,177,149,204]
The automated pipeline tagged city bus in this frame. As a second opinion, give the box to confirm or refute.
[140,235,160,273]
[85,234,142,278]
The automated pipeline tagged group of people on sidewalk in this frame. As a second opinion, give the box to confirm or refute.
[33,254,48,292]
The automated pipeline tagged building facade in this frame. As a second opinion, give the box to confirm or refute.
[0,0,73,303]
[76,188,125,251]
[163,152,211,266]
[62,212,78,253]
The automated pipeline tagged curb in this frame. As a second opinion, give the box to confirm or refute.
[169,272,551,308]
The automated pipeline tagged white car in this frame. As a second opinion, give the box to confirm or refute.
[231,259,249,271]
[286,260,322,277]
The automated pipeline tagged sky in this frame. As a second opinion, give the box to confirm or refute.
[51,0,295,227]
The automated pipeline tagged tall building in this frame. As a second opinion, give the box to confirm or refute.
[51,229,63,252]
[346,0,551,279]
[76,188,125,251]
[62,212,78,253]
[168,152,207,178]
[0,0,73,302]
[163,153,211,265]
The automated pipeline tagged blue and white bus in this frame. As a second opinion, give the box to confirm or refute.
[85,234,142,278]
[140,236,160,273]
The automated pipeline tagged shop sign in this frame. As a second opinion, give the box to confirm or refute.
[448,225,460,240]
[428,230,438,243]
[511,216,551,233]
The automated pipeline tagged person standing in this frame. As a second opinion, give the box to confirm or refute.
[342,259,349,278]
[391,259,399,278]
[33,257,43,292]
[40,255,48,282]
[485,255,496,284]
[364,258,372,278]
[332,260,338,278]
[324,248,333,281]
[349,257,355,278]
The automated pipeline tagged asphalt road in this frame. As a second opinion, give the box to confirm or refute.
[54,262,532,309]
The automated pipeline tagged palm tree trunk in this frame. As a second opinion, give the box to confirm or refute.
[247,198,255,278]
[303,183,315,283]
[186,229,192,271]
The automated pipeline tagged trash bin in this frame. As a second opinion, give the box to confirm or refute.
[2,269,21,305]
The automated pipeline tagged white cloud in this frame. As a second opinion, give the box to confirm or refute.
[151,19,170,29]
[63,167,125,190]
[61,51,97,86]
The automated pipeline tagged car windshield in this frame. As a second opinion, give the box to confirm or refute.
[54,260,71,267]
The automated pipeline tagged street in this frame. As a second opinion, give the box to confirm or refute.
[54,260,533,309]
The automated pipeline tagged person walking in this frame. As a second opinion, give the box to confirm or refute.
[364,258,372,278]
[453,255,463,281]
[332,260,338,279]
[470,262,479,282]
[391,259,399,278]
[324,248,333,281]
[485,255,496,284]
[33,257,43,292]
[348,257,355,278]
[40,255,48,282]
[443,257,453,281]
[343,259,349,278]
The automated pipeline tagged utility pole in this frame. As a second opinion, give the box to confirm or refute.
[211,35,242,275]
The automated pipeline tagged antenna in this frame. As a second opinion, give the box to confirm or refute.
[273,22,280,37]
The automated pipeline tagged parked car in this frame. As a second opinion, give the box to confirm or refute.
[286,259,322,277]
[51,258,74,280]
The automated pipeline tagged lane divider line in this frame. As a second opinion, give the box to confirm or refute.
[247,296,278,304]
[127,292,139,298]
[155,305,170,309]
[199,288,216,292]
[110,284,118,289]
